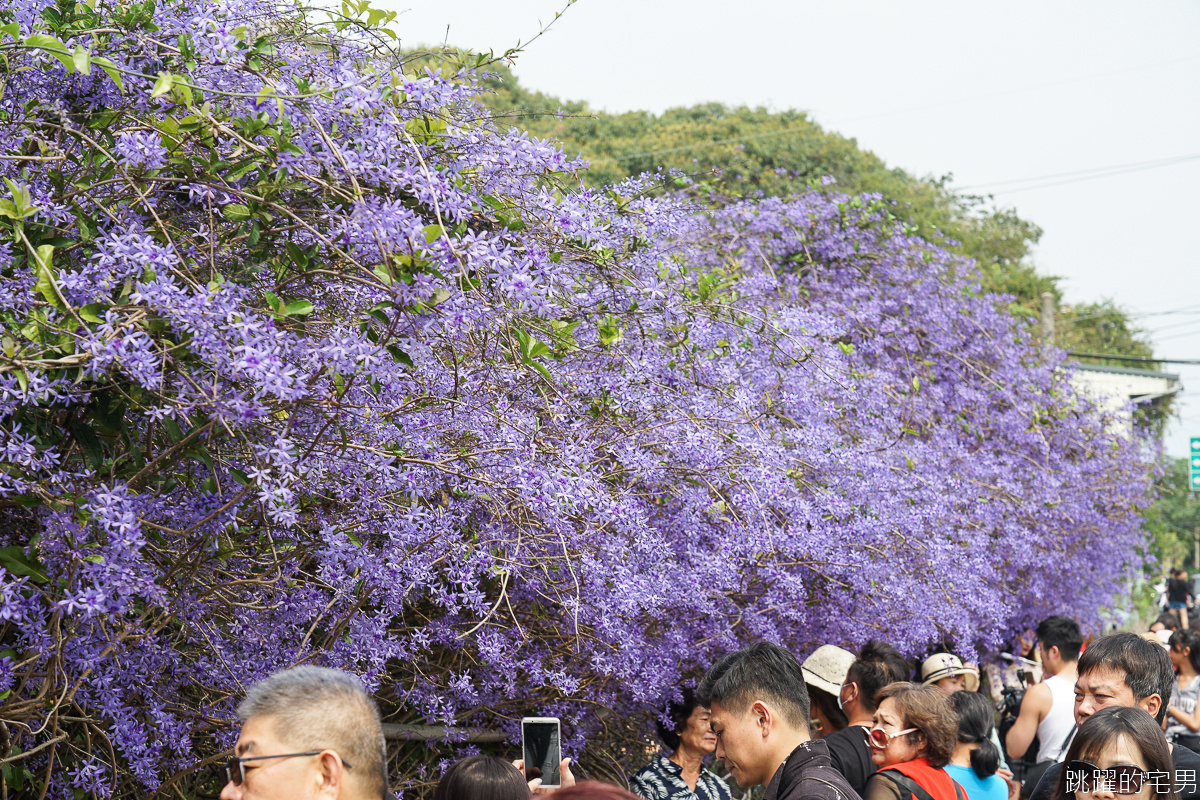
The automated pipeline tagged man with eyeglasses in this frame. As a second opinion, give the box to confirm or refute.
[698,642,862,800]
[220,665,390,800]
[1028,632,1200,800]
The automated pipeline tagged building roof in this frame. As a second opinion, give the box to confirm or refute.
[1073,361,1181,382]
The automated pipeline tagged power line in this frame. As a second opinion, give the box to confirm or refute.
[954,153,1200,193]
[1148,317,1200,334]
[1070,347,1200,364]
[1065,301,1200,324]
[1154,324,1200,344]
[979,155,1200,195]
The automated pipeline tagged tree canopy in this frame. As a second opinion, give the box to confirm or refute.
[473,62,1157,362]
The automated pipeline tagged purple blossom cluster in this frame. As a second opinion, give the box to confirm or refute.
[113,130,168,171]
[0,0,1155,795]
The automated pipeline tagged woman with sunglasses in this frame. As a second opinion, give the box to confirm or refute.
[1165,630,1200,754]
[1052,706,1179,800]
[863,683,965,800]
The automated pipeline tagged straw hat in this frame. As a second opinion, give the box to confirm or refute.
[919,653,979,692]
[801,645,857,696]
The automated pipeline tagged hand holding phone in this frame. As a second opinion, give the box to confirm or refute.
[521,717,561,789]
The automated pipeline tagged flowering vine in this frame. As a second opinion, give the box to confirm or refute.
[0,0,1151,796]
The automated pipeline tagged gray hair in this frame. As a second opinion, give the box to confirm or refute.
[238,666,387,796]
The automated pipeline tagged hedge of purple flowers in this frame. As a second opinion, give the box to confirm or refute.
[0,0,1152,795]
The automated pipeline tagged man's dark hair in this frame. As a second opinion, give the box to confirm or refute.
[1076,632,1173,724]
[655,687,701,751]
[1037,615,1083,662]
[697,642,811,729]
[845,639,910,713]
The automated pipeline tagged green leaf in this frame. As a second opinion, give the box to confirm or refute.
[283,300,314,316]
[225,160,258,182]
[92,56,125,91]
[184,444,215,472]
[229,468,250,486]
[33,245,63,310]
[0,546,49,583]
[24,35,73,73]
[151,71,175,99]
[222,203,251,222]
[371,264,394,285]
[284,241,308,267]
[79,303,107,323]
[69,421,105,470]
[0,179,36,220]
[386,345,413,368]
[72,46,91,76]
[0,23,19,41]
[162,417,184,442]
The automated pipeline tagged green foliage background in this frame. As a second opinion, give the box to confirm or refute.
[468,61,1158,364]
[1146,458,1200,571]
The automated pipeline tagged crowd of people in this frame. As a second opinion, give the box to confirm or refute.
[215,613,1200,800]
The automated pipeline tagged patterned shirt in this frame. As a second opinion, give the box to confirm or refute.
[630,752,733,800]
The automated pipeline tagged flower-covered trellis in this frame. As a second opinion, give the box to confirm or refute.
[0,0,1151,796]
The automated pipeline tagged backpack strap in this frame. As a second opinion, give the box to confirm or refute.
[953,779,966,800]
[878,770,938,800]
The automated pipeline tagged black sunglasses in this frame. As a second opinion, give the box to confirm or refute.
[225,751,353,785]
[1066,760,1151,794]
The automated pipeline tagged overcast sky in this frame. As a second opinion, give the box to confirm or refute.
[385,0,1200,461]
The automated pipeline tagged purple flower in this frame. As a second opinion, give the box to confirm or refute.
[114,130,168,171]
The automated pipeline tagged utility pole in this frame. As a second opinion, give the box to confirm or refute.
[1040,292,1056,346]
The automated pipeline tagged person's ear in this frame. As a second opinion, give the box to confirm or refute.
[1139,693,1163,721]
[752,700,773,739]
[314,751,345,798]
[844,682,859,704]
[1048,645,1061,663]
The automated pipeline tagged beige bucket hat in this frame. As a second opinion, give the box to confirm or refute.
[801,645,857,696]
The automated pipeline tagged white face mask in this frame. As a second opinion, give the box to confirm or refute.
[837,683,849,711]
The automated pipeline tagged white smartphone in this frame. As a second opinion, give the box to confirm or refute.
[521,716,561,788]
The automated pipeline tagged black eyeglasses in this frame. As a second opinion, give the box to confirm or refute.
[225,751,353,785]
[1065,760,1151,794]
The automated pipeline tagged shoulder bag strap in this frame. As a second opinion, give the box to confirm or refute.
[878,770,938,800]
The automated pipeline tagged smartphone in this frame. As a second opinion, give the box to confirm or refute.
[521,717,561,788]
